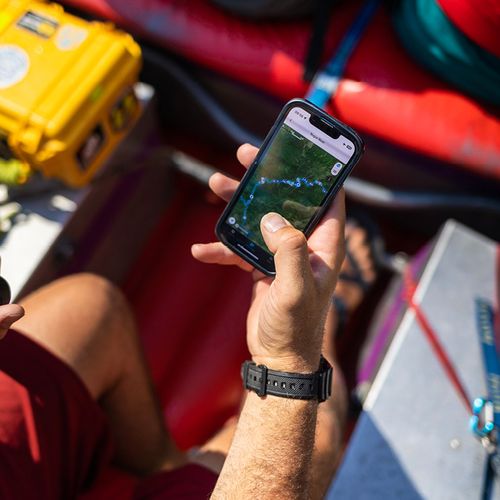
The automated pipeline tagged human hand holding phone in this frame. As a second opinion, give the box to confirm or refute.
[192,144,345,371]
[215,99,362,276]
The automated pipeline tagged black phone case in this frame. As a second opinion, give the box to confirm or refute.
[216,98,364,276]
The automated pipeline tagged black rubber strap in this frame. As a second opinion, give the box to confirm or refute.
[241,356,333,402]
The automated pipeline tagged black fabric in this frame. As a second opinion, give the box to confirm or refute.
[303,0,336,81]
[211,0,314,20]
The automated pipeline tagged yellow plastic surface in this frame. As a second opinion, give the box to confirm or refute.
[0,0,141,186]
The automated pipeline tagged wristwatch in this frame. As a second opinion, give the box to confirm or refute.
[241,356,333,402]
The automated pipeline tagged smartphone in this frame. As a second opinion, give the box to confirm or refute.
[216,98,364,276]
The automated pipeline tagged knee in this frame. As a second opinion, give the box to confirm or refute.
[52,273,133,328]
[16,273,137,398]
[53,274,138,365]
[60,272,122,301]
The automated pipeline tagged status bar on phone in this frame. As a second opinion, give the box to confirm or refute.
[285,109,354,164]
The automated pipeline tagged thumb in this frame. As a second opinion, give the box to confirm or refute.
[260,213,311,283]
[0,304,25,340]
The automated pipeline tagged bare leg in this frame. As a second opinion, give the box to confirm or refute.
[14,273,185,475]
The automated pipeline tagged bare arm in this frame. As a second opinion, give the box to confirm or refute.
[194,147,345,499]
[213,392,318,499]
[210,205,342,499]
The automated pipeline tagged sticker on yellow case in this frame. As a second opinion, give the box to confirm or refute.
[0,45,29,89]
[55,25,88,51]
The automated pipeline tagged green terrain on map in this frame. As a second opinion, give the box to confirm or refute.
[228,124,342,250]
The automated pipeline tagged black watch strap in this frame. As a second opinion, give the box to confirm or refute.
[241,356,333,402]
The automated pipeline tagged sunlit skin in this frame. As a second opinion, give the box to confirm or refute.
[192,143,346,372]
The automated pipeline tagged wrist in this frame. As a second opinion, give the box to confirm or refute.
[251,353,321,374]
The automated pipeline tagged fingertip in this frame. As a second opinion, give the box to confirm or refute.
[191,244,205,260]
[191,241,254,272]
[236,143,259,168]
[261,212,291,235]
[237,143,257,154]
[191,241,229,263]
[208,171,224,189]
[0,304,25,330]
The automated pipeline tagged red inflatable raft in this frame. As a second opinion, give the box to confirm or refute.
[62,0,500,182]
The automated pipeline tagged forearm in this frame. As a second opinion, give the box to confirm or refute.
[212,391,318,500]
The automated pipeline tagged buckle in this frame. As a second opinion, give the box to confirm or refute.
[257,364,268,397]
[318,357,333,402]
[241,361,268,397]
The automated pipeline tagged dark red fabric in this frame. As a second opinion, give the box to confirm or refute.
[0,330,220,499]
[134,464,218,499]
[0,330,113,499]
[437,0,500,58]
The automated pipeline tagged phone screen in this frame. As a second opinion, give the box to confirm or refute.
[223,106,356,253]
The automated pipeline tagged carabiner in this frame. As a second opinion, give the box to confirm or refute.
[471,397,496,441]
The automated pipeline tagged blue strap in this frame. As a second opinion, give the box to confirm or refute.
[472,299,500,498]
[476,299,500,429]
[306,0,381,109]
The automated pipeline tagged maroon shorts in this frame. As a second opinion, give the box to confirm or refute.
[0,330,218,499]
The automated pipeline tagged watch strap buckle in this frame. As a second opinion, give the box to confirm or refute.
[318,360,333,402]
[241,360,268,397]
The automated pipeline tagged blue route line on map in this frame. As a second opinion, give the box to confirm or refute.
[241,176,328,223]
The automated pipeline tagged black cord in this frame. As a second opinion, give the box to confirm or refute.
[303,0,337,82]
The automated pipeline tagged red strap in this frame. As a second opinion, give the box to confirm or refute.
[404,266,472,413]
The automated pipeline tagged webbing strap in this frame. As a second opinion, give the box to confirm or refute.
[476,299,500,429]
[306,0,380,108]
[404,265,472,413]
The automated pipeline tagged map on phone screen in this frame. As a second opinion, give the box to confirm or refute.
[226,107,355,250]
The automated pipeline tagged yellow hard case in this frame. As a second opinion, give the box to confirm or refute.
[0,0,142,187]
